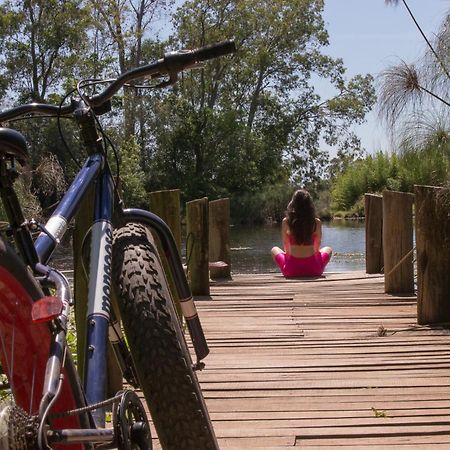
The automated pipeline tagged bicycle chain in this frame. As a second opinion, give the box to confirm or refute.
[50,393,123,419]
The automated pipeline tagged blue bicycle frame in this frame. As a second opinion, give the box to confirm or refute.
[30,146,208,428]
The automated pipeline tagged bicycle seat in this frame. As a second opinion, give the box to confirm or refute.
[0,128,29,165]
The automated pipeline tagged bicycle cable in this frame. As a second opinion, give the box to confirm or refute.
[57,88,83,170]
[76,79,122,193]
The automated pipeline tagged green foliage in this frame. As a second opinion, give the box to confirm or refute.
[230,182,293,224]
[0,0,93,102]
[377,9,449,151]
[117,137,148,209]
[330,137,450,213]
[142,0,375,203]
[0,0,376,224]
[0,175,42,223]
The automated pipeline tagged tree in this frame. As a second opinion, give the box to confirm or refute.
[144,0,375,201]
[90,0,173,138]
[116,136,148,208]
[0,0,93,103]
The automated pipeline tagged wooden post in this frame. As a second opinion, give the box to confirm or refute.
[148,189,182,317]
[209,198,231,279]
[148,189,182,252]
[382,190,414,294]
[415,185,450,324]
[186,197,209,296]
[365,194,383,274]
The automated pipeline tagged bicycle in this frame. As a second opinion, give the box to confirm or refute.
[0,40,236,449]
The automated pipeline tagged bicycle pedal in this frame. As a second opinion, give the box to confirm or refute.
[192,361,205,371]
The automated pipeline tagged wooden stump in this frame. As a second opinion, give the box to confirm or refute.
[382,190,414,294]
[415,185,450,324]
[365,194,383,274]
[186,197,210,296]
[209,198,231,279]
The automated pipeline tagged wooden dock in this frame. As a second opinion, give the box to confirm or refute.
[184,271,450,449]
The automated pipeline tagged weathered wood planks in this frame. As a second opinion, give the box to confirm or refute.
[187,271,450,449]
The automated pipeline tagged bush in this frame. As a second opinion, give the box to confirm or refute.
[330,144,449,214]
[230,182,293,224]
[0,176,42,223]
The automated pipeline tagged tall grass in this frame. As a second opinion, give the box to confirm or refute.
[331,141,449,213]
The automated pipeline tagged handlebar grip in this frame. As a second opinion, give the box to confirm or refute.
[193,40,236,62]
[163,40,236,73]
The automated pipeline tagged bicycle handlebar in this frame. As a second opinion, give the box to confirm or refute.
[0,40,236,122]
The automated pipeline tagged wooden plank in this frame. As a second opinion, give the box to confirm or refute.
[131,272,450,448]
[189,272,450,448]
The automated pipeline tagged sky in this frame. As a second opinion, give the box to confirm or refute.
[320,0,448,154]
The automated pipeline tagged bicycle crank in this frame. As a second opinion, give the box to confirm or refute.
[113,390,152,450]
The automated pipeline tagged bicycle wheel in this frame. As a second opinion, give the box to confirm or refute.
[112,223,218,450]
[0,237,88,449]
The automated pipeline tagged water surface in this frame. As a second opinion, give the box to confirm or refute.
[230,221,365,274]
[51,220,366,274]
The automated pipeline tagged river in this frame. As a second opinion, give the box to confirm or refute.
[52,220,365,274]
[229,220,365,274]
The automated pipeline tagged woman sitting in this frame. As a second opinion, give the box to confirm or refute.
[271,189,332,277]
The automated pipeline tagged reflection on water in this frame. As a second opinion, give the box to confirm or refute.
[230,220,365,274]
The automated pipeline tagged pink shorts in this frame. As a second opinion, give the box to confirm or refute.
[274,251,331,278]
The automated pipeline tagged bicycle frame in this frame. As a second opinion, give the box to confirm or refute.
[1,133,208,445]
[0,40,236,447]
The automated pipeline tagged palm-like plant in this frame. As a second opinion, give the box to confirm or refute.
[379,2,449,153]
[385,0,450,79]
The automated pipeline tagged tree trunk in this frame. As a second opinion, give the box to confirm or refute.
[246,66,265,130]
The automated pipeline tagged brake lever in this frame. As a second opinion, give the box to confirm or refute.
[152,72,178,88]
[151,62,204,89]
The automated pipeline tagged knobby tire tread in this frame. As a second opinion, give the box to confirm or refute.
[112,223,217,450]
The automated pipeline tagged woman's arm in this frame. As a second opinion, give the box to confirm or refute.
[314,218,322,252]
[282,218,290,252]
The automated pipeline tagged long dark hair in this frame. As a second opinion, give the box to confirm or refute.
[286,189,316,245]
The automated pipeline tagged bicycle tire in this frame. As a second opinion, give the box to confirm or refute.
[0,236,89,450]
[112,223,218,450]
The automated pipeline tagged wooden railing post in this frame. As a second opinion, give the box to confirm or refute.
[415,185,450,324]
[365,193,383,274]
[148,189,182,252]
[382,190,414,294]
[186,197,210,296]
[148,189,182,317]
[209,198,231,279]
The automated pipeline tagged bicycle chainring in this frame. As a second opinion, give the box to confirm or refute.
[113,390,152,450]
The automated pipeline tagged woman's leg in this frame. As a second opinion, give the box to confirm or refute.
[320,246,332,268]
[271,246,286,271]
